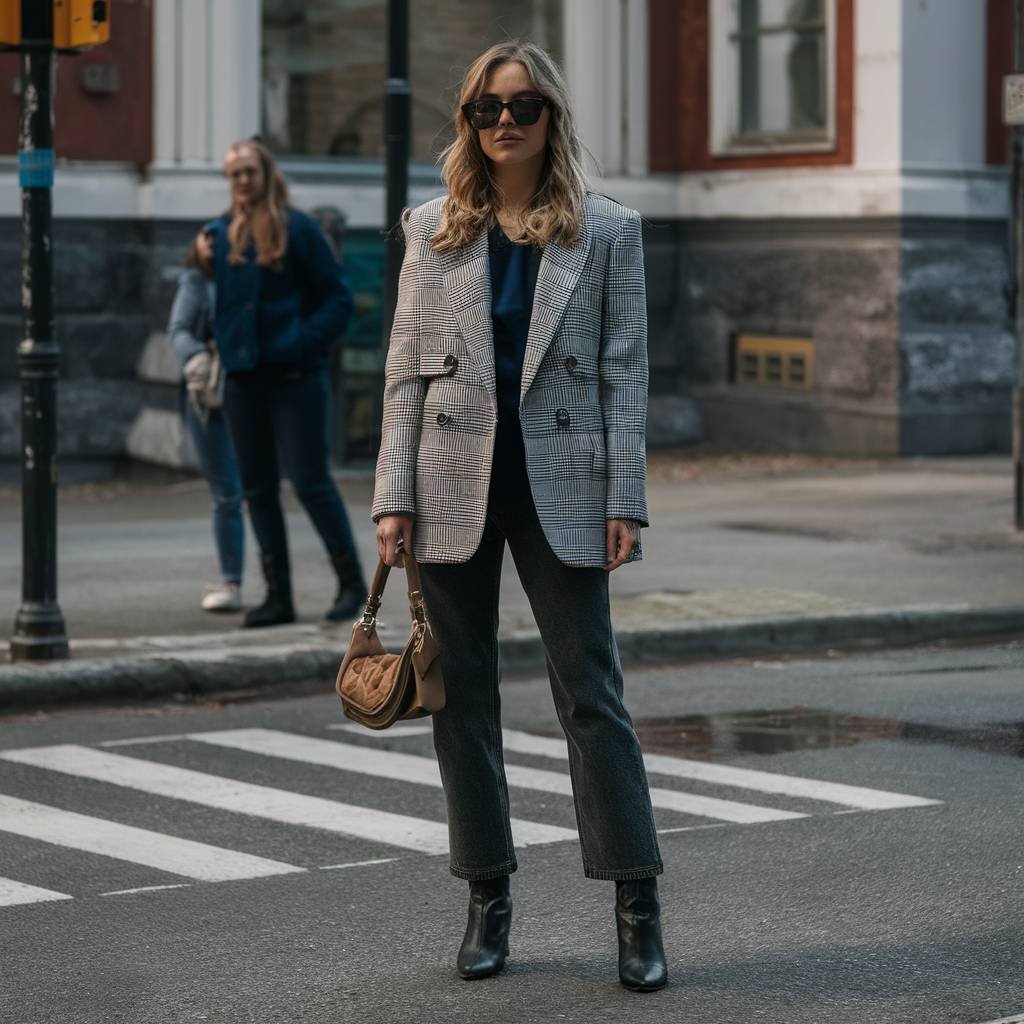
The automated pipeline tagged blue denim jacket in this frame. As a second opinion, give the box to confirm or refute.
[209,207,353,372]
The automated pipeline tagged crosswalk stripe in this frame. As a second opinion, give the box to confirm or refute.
[0,744,570,854]
[186,729,805,825]
[189,729,583,843]
[0,794,302,882]
[500,729,941,811]
[0,876,73,907]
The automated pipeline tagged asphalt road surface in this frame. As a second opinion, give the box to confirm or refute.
[1,641,1022,1024]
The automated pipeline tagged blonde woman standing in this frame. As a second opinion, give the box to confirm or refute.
[374,43,667,990]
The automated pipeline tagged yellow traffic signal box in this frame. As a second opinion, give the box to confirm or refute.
[54,0,110,50]
[0,2,21,48]
[0,1,110,49]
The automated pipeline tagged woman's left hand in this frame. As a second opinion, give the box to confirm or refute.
[605,519,639,572]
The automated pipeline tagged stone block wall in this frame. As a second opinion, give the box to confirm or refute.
[652,216,1014,455]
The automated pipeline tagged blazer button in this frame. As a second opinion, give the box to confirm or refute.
[443,353,458,371]
[436,412,450,426]
[556,408,570,428]
[564,355,578,372]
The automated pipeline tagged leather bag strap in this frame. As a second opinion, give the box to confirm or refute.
[360,553,428,627]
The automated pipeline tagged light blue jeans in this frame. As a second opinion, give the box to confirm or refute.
[183,396,244,585]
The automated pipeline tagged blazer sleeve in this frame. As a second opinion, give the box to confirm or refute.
[165,270,208,374]
[294,214,354,359]
[371,207,427,522]
[599,209,650,527]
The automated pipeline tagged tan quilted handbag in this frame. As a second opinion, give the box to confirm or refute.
[335,555,445,730]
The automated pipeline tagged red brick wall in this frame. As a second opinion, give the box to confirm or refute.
[0,0,152,165]
[987,0,1013,165]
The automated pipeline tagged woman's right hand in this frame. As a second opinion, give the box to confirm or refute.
[376,514,415,567]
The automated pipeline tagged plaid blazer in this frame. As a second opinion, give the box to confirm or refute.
[372,191,649,568]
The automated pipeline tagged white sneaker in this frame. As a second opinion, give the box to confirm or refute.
[201,583,242,613]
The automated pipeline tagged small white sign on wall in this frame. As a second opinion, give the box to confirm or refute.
[1005,74,1024,125]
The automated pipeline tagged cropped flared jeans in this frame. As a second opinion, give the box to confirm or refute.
[418,491,662,882]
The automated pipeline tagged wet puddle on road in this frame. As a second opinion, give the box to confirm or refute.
[632,709,1024,761]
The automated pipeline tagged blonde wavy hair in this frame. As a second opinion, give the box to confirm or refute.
[223,138,289,269]
[432,42,587,252]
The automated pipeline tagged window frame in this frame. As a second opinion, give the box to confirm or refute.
[709,0,838,157]
[648,0,854,174]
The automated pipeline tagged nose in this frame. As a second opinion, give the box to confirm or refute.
[497,106,516,128]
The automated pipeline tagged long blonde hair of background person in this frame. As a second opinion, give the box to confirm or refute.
[225,137,289,269]
[432,41,588,252]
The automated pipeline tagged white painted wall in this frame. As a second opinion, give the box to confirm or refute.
[854,0,903,171]
[565,0,648,176]
[901,0,987,168]
[152,0,260,168]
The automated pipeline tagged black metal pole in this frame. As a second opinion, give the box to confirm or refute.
[10,0,68,661]
[382,0,410,345]
[1015,0,1024,531]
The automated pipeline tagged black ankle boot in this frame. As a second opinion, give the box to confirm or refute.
[325,550,366,622]
[616,878,667,992]
[457,875,511,980]
[243,554,296,629]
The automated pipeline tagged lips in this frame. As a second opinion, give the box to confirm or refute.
[496,135,523,143]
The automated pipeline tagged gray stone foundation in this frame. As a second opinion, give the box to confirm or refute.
[644,216,1014,456]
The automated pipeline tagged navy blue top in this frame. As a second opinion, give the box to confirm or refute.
[208,207,353,374]
[489,227,542,501]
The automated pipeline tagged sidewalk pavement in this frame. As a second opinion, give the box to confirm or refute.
[1,453,1022,709]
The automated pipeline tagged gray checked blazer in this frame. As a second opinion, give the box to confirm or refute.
[372,191,649,568]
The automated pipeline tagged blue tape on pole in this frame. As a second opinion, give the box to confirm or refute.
[19,149,55,188]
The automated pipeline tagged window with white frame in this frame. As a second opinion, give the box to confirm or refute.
[710,0,835,155]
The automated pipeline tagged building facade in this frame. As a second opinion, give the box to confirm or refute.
[0,0,1015,476]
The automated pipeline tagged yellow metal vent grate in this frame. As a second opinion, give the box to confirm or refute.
[734,336,814,391]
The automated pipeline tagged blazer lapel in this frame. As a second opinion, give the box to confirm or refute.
[439,230,495,400]
[519,221,593,400]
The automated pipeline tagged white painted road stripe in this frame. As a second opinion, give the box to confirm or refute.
[0,794,302,882]
[0,745,453,855]
[187,729,805,825]
[0,877,73,908]
[501,729,941,811]
[973,1015,1024,1024]
[100,884,191,897]
[0,744,571,854]
[188,729,580,843]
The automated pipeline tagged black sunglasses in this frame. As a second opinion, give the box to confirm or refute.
[461,96,550,130]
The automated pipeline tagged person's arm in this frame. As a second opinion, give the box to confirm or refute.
[293,214,354,359]
[599,208,650,530]
[372,207,427,532]
[166,270,208,374]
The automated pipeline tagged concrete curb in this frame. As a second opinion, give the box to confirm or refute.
[1,605,1021,712]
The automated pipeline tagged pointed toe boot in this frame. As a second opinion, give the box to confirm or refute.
[457,875,512,980]
[616,878,668,992]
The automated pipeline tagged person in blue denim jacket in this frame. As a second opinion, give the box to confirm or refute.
[207,137,365,629]
[166,228,244,613]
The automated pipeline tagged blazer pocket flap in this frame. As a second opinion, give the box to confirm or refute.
[419,350,459,378]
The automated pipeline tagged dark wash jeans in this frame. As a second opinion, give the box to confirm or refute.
[418,492,663,882]
[223,366,360,574]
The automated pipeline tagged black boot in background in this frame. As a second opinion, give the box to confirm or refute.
[325,549,366,622]
[615,877,667,992]
[457,875,512,980]
[243,553,296,628]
